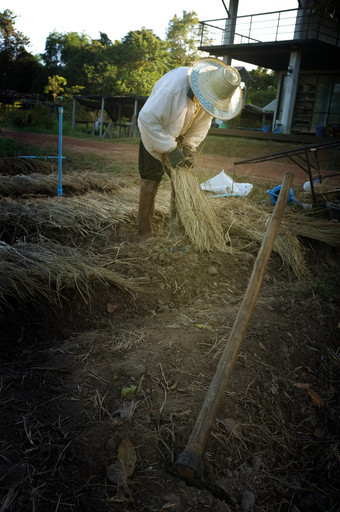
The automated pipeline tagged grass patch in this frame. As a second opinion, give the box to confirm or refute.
[0,137,49,158]
[201,134,301,160]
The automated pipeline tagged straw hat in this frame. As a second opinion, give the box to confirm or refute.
[189,57,243,120]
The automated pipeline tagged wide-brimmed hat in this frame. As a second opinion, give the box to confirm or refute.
[189,57,243,120]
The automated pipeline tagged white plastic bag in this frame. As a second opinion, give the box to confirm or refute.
[200,170,253,197]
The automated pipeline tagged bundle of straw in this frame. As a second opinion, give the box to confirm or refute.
[288,218,340,248]
[171,168,228,252]
[212,197,309,278]
[0,171,123,197]
[0,241,147,308]
[0,192,135,243]
[0,157,55,175]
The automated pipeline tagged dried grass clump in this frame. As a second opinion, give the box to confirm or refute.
[171,168,228,252]
[212,197,309,278]
[169,168,311,275]
[212,196,340,277]
[0,241,146,308]
[288,217,340,247]
[0,192,136,243]
[0,157,56,176]
[0,171,123,197]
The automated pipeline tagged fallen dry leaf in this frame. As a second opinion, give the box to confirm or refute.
[306,387,325,408]
[294,383,311,389]
[117,438,137,478]
[294,383,325,408]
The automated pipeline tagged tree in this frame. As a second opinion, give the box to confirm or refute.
[44,75,67,102]
[112,29,170,95]
[166,11,200,67]
[246,67,279,107]
[4,9,209,102]
[0,9,40,92]
[42,31,93,84]
[0,9,29,57]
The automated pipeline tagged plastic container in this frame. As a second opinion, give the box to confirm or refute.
[262,125,271,133]
[315,126,325,137]
[267,185,298,205]
[303,179,320,193]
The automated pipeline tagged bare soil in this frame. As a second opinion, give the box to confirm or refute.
[0,131,339,512]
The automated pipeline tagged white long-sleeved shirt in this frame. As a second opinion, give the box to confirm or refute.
[137,67,213,162]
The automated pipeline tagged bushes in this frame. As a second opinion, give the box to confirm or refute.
[1,102,59,130]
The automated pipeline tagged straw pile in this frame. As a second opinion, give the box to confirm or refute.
[169,168,330,276]
[209,197,308,277]
[171,168,228,252]
[0,157,56,176]
[0,192,136,243]
[288,216,340,248]
[212,196,340,277]
[0,241,146,308]
[0,171,123,197]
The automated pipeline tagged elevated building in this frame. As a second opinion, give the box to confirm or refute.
[198,0,340,136]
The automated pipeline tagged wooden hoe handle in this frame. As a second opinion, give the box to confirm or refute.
[176,171,294,479]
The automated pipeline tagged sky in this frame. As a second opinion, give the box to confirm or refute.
[6,0,298,67]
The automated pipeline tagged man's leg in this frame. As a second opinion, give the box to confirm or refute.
[137,141,163,241]
[137,179,160,241]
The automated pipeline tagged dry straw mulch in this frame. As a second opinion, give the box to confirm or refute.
[0,171,125,196]
[0,241,146,308]
[0,157,56,176]
[171,168,228,253]
[0,192,137,243]
[172,168,340,278]
[1,170,339,308]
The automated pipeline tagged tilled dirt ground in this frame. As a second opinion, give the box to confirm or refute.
[0,131,339,512]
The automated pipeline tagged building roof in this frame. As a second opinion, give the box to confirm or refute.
[199,39,340,72]
[74,95,148,122]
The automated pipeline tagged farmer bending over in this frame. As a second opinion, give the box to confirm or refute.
[137,57,243,241]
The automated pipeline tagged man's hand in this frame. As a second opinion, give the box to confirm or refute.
[168,146,195,169]
[182,146,195,166]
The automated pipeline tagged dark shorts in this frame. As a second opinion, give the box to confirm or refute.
[138,140,165,182]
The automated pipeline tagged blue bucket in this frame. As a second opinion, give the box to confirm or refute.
[316,126,325,137]
[267,185,298,205]
[263,125,271,133]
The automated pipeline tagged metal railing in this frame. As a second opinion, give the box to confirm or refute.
[199,8,340,47]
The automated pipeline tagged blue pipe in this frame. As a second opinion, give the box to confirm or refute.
[57,98,63,197]
[207,193,240,198]
[19,156,66,159]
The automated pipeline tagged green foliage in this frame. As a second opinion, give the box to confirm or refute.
[0,136,49,156]
[112,29,170,95]
[166,10,200,67]
[1,9,284,126]
[0,9,43,92]
[246,67,279,107]
[44,75,67,101]
[1,102,58,129]
[0,9,29,56]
